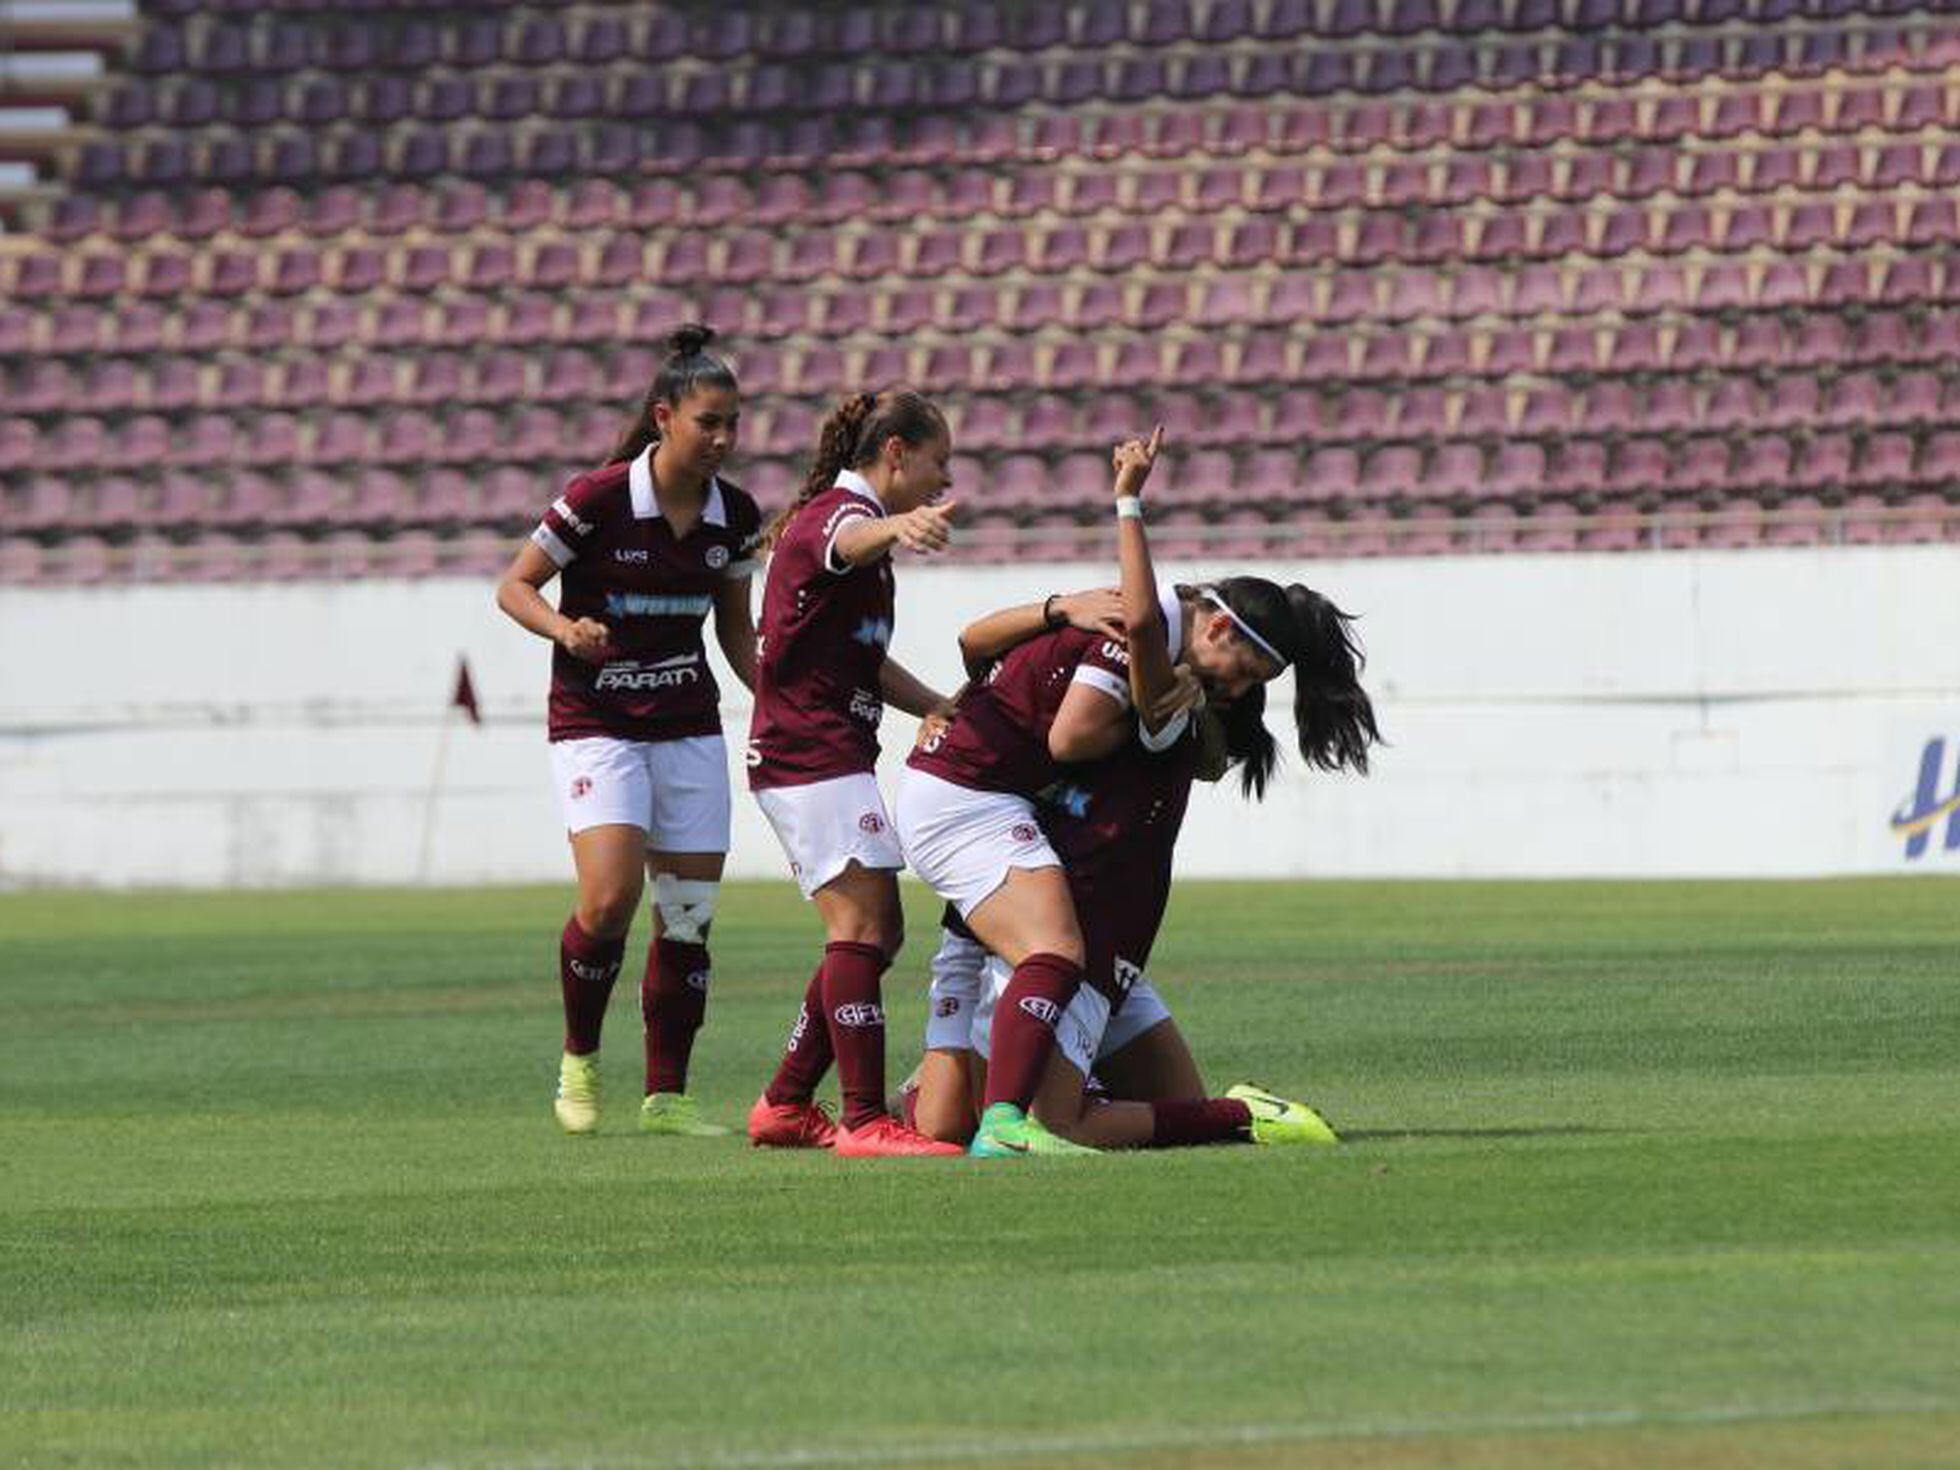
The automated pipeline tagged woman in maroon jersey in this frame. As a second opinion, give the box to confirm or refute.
[739,387,973,1157]
[896,429,1380,1156]
[495,324,763,1139]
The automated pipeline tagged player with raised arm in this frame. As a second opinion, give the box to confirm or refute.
[914,430,1376,1151]
[495,325,761,1138]
[900,429,1379,1156]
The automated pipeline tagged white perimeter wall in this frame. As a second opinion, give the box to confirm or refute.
[3,545,1959,888]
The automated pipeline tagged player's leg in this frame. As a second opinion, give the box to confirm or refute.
[962,865,1089,1148]
[636,735,732,1137]
[813,864,959,1157]
[636,849,729,1136]
[909,915,989,1144]
[549,739,652,1134]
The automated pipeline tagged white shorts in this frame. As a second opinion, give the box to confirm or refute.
[549,734,730,851]
[893,768,1060,919]
[971,952,1173,1076]
[923,928,987,1053]
[752,772,905,900]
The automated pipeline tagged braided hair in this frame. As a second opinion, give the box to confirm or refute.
[763,388,948,548]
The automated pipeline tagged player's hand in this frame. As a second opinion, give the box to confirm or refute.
[557,617,612,663]
[1111,425,1165,499]
[1055,587,1125,640]
[892,500,958,554]
[914,703,956,752]
[1144,665,1206,725]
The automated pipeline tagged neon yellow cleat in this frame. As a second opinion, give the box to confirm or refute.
[554,1051,600,1135]
[967,1102,1099,1158]
[638,1092,731,1137]
[1227,1083,1339,1146]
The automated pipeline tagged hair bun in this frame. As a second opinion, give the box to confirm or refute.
[667,322,717,357]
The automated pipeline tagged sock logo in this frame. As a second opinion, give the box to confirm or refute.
[785,1004,810,1050]
[685,969,711,992]
[832,1002,886,1028]
[568,958,620,983]
[1018,996,1061,1028]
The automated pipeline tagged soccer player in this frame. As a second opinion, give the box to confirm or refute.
[495,324,761,1138]
[740,387,974,1157]
[897,429,1380,1156]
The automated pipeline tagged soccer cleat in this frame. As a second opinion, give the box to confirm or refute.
[966,1102,1099,1159]
[747,1093,838,1149]
[832,1114,965,1158]
[638,1092,731,1137]
[1226,1083,1339,1146]
[554,1051,600,1135]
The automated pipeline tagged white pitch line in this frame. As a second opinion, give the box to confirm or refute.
[415,1395,1957,1470]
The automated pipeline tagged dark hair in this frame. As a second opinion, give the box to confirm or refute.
[764,387,948,547]
[607,323,739,465]
[1182,577,1381,776]
[1215,681,1279,799]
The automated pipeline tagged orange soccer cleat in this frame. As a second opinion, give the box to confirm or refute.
[747,1094,839,1149]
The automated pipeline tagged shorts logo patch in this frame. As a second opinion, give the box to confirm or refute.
[705,545,730,569]
[934,996,963,1018]
[1010,822,1039,843]
[858,812,886,835]
[570,776,593,800]
[686,969,711,992]
[1018,996,1062,1028]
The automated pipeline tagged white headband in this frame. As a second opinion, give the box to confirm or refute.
[1200,588,1289,672]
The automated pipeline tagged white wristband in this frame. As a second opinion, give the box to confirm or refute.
[1115,496,1144,520]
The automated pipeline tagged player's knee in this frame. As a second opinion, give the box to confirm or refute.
[653,874,717,945]
[579,881,641,938]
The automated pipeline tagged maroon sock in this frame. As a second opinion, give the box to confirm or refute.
[982,952,1083,1112]
[559,917,624,1056]
[764,963,832,1106]
[642,937,709,1095]
[1150,1098,1254,1148]
[820,940,890,1131]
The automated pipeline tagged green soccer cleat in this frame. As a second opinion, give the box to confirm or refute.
[967,1102,1099,1159]
[638,1092,731,1138]
[554,1051,600,1135]
[1227,1083,1339,1146]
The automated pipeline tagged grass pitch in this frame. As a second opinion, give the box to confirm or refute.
[2,879,1957,1469]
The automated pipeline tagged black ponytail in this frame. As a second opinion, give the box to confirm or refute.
[1203,576,1382,777]
[1216,681,1279,799]
[607,322,739,465]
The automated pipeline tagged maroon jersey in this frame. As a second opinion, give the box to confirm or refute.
[906,626,1132,796]
[1042,720,1205,1009]
[747,474,895,789]
[532,446,762,744]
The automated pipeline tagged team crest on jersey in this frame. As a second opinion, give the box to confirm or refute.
[859,812,886,835]
[705,545,730,570]
[1010,822,1039,843]
[569,776,593,800]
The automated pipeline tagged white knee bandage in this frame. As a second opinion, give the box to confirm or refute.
[654,875,718,945]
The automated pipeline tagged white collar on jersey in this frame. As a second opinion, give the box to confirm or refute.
[1160,579,1185,660]
[629,444,727,526]
[833,468,886,514]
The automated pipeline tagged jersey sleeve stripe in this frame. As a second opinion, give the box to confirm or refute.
[1071,664,1132,706]
[532,523,575,567]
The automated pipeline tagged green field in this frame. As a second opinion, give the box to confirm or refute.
[3,879,1957,1470]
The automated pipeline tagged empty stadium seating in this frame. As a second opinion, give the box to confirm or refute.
[4,0,1960,581]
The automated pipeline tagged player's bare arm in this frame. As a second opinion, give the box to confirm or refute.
[833,500,960,566]
[1112,426,1187,736]
[496,540,611,663]
[712,575,756,690]
[955,589,1126,677]
[878,657,952,721]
